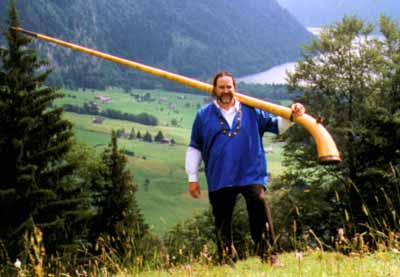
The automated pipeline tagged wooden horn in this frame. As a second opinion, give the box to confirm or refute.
[12,27,341,164]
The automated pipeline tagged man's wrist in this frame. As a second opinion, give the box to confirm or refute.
[188,174,198,182]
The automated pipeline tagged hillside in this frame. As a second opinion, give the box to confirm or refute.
[54,88,287,233]
[277,0,400,27]
[0,0,312,90]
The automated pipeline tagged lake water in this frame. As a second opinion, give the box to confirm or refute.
[237,27,321,85]
[237,62,297,85]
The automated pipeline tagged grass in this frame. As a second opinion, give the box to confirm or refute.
[13,223,400,276]
[125,251,400,276]
[59,88,207,129]
[59,88,287,234]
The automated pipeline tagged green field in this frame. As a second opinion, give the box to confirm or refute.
[138,251,400,277]
[58,88,287,234]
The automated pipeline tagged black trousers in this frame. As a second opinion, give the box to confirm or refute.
[209,184,275,261]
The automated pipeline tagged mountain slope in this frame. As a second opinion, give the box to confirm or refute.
[1,0,312,90]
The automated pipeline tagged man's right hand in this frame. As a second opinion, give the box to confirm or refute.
[188,182,201,198]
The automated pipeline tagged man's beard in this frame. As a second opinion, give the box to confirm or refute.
[218,92,234,105]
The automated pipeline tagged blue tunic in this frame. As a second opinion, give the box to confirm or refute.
[189,103,279,192]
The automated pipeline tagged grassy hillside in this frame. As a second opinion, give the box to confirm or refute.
[57,88,286,234]
[133,251,400,276]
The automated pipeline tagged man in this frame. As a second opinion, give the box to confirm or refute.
[185,71,305,264]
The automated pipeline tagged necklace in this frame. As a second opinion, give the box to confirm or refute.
[218,109,242,137]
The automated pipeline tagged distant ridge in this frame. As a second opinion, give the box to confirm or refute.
[0,0,312,90]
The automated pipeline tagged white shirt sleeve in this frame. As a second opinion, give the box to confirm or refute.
[185,146,202,182]
[278,116,294,134]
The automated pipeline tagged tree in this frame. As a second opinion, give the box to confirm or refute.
[154,130,165,142]
[143,131,153,142]
[93,131,148,257]
[272,16,400,243]
[129,127,136,139]
[0,1,91,259]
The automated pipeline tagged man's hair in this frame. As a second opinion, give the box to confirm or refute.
[212,71,236,96]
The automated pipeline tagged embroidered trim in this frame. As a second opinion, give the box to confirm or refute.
[218,109,242,137]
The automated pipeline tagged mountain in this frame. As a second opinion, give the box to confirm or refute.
[0,0,312,90]
[277,0,400,27]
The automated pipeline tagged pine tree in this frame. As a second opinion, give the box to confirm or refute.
[143,131,153,142]
[0,1,90,258]
[94,131,148,256]
[129,127,136,139]
[154,130,165,142]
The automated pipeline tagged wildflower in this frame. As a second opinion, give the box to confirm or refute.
[338,228,344,238]
[295,250,303,261]
[14,258,21,269]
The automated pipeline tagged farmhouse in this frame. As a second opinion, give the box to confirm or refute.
[95,95,112,103]
[92,116,105,124]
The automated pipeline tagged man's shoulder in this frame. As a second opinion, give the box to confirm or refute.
[241,103,258,114]
[197,102,215,116]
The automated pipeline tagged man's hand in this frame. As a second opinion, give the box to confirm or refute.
[290,103,306,118]
[188,182,201,198]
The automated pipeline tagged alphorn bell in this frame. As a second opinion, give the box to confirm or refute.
[12,27,341,165]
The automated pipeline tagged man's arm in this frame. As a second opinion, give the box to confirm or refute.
[278,103,306,134]
[185,146,202,198]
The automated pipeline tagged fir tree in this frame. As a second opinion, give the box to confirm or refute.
[143,131,153,142]
[154,130,165,142]
[0,1,90,258]
[94,131,148,256]
[129,127,136,139]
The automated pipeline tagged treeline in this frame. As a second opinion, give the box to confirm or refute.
[237,82,300,102]
[116,128,175,145]
[63,102,158,126]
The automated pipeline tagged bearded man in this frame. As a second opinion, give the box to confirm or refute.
[185,71,305,265]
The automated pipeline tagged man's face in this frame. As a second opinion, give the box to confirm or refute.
[215,76,235,106]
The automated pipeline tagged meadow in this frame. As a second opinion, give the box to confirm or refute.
[102,251,400,276]
[57,88,286,234]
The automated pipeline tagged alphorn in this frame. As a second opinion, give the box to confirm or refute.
[12,27,341,165]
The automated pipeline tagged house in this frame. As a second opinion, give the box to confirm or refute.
[92,116,105,124]
[95,95,112,103]
[160,138,171,144]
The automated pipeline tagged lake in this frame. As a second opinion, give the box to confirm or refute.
[237,27,322,85]
[237,62,297,85]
